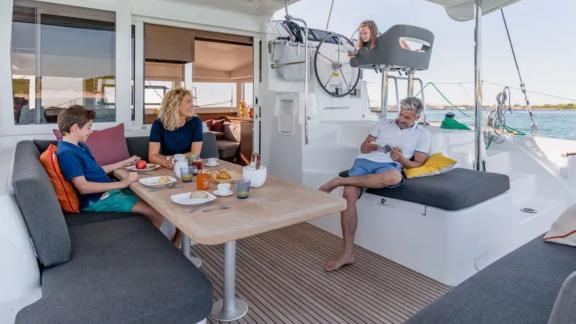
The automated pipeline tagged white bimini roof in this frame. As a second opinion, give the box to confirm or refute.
[426,0,522,21]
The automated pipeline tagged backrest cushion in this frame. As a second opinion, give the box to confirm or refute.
[39,144,80,213]
[403,153,457,179]
[199,132,219,159]
[12,141,72,267]
[125,136,149,161]
[223,122,241,142]
[548,271,576,324]
[53,123,130,165]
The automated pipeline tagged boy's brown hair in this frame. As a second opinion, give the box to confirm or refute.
[57,105,96,134]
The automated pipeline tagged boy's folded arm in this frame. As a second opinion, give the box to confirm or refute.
[70,176,127,195]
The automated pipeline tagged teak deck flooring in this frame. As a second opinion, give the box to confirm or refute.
[197,223,449,324]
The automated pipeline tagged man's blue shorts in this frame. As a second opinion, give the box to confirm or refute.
[348,158,404,187]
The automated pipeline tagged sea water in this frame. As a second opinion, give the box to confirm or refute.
[421,110,576,141]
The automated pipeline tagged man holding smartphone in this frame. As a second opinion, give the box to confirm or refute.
[319,97,431,272]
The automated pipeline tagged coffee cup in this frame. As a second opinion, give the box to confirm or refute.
[217,183,231,194]
[207,158,218,166]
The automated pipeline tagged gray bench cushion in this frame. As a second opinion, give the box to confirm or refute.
[548,271,576,324]
[64,212,137,226]
[407,235,576,324]
[367,168,510,210]
[16,216,213,324]
[13,141,72,267]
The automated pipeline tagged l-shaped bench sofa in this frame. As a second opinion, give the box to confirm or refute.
[12,135,218,323]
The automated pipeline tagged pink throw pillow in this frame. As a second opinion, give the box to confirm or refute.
[53,123,130,165]
[205,119,214,131]
[212,119,225,133]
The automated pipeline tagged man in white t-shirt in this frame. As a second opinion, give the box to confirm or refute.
[319,97,431,272]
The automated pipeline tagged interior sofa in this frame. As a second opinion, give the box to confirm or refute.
[407,234,576,324]
[12,136,215,324]
[212,121,241,160]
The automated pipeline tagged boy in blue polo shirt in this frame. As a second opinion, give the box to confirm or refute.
[56,105,175,240]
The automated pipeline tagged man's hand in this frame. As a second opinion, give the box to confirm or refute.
[122,172,139,187]
[390,147,405,162]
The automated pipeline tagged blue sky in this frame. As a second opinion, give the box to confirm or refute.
[274,0,576,106]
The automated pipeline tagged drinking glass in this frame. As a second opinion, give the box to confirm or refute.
[180,166,193,182]
[235,179,251,199]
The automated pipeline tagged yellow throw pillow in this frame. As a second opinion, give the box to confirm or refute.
[404,153,457,179]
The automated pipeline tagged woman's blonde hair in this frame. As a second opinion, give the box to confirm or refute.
[159,88,193,131]
[357,20,378,50]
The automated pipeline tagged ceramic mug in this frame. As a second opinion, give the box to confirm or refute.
[217,183,231,194]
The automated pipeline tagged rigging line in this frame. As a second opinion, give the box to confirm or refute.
[433,81,576,102]
[458,82,475,101]
[325,0,334,31]
[500,8,538,134]
[415,82,471,118]
[483,81,576,102]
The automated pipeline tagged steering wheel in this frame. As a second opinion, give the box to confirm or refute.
[314,33,361,97]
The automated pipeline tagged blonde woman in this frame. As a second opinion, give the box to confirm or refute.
[148,88,203,169]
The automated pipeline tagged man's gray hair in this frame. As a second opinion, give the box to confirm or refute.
[400,97,424,115]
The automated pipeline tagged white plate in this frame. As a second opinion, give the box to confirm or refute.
[205,162,220,167]
[213,190,233,197]
[138,176,177,187]
[171,191,217,205]
[126,163,160,172]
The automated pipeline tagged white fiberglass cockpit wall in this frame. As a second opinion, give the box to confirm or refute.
[262,20,375,183]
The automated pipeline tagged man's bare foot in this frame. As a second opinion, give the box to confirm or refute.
[319,177,341,193]
[325,254,355,272]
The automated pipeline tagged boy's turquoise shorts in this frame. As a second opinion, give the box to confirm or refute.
[82,189,139,213]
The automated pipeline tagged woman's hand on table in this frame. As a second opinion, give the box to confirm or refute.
[159,156,173,169]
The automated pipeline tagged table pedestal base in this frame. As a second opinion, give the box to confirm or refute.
[209,240,249,321]
[210,298,248,321]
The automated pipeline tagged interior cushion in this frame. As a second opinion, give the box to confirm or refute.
[205,119,214,131]
[545,203,576,247]
[212,119,225,132]
[367,168,510,210]
[53,123,130,165]
[39,144,80,213]
[16,217,213,324]
[404,153,457,179]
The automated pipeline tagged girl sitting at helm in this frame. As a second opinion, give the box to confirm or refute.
[350,20,410,57]
[349,20,379,57]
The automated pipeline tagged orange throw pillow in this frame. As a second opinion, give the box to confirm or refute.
[39,144,80,213]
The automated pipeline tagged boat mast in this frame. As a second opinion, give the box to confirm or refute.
[474,0,485,171]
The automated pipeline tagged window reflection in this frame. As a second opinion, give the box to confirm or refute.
[10,1,116,124]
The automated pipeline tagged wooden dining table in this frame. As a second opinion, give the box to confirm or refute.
[115,160,346,322]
